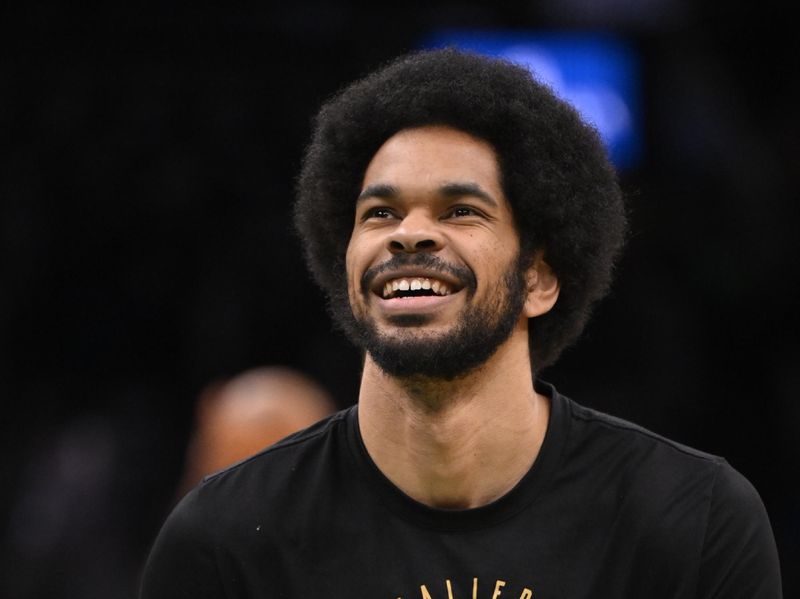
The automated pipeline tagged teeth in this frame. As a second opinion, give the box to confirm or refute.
[381,277,453,299]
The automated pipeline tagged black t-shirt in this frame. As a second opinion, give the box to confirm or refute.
[141,383,782,598]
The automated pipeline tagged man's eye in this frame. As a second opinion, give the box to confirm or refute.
[447,206,479,218]
[365,207,395,219]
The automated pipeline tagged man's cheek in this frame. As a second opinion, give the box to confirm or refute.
[346,278,365,317]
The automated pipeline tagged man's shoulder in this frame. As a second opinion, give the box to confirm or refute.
[555,391,770,530]
[142,407,355,586]
[555,391,781,581]
[208,406,351,478]
[550,390,746,514]
[178,407,353,520]
[563,393,724,470]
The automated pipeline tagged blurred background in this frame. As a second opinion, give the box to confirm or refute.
[1,2,797,597]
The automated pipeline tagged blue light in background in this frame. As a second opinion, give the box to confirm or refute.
[419,30,642,170]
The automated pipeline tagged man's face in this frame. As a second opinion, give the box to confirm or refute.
[339,125,531,380]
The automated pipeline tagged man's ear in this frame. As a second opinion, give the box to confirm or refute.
[523,253,560,318]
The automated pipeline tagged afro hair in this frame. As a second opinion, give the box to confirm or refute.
[294,48,627,370]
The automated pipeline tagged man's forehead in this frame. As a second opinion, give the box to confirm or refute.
[360,125,504,201]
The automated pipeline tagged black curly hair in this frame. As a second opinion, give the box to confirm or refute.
[294,48,626,370]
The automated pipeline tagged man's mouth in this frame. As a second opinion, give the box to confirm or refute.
[362,254,475,303]
[380,277,454,299]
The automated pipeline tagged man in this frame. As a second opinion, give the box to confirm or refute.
[141,49,781,598]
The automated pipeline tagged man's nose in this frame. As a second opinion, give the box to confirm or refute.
[387,211,444,253]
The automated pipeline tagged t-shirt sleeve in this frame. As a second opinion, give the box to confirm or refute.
[697,460,782,598]
[139,487,228,599]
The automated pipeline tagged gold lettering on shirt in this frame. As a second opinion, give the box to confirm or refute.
[395,576,532,599]
[491,580,506,599]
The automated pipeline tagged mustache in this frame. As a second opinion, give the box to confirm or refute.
[360,253,476,295]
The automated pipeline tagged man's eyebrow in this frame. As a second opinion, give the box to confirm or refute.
[439,182,498,207]
[357,184,399,203]
[356,181,499,207]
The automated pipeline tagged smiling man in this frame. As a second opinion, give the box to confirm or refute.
[348,126,555,386]
[141,50,781,598]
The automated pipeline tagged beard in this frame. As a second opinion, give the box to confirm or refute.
[329,253,529,381]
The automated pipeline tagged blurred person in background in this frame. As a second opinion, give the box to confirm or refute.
[141,49,781,598]
[178,366,335,495]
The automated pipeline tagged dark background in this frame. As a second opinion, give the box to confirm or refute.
[1,2,797,597]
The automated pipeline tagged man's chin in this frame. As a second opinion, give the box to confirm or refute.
[361,327,479,380]
[385,313,435,327]
[372,321,457,342]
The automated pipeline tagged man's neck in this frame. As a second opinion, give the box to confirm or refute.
[356,329,550,509]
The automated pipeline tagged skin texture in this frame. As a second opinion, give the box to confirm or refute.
[349,126,559,509]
